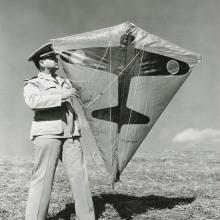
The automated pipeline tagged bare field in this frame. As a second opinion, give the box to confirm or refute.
[0,150,220,219]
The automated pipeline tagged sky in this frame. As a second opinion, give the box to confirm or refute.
[0,0,219,155]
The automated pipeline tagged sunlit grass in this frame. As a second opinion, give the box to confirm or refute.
[0,150,220,219]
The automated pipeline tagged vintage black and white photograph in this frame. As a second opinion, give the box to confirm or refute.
[0,0,219,219]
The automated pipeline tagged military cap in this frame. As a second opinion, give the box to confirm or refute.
[28,42,58,62]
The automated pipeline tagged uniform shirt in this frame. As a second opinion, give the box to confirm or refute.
[24,72,80,140]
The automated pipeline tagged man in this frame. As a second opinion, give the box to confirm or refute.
[24,43,95,220]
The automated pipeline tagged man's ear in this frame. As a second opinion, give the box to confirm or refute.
[39,60,44,67]
[37,60,46,71]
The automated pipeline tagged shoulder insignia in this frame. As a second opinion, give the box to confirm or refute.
[57,74,64,79]
[24,76,38,86]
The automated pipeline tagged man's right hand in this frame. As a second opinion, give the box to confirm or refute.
[62,88,80,100]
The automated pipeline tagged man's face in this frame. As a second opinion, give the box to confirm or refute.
[40,56,59,71]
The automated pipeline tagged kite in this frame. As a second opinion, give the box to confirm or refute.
[50,22,201,186]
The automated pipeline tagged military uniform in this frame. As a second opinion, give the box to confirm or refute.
[24,44,95,220]
[24,72,81,140]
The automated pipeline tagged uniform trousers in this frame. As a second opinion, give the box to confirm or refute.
[25,137,95,220]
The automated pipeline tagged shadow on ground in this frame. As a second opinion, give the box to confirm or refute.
[48,194,195,220]
[47,203,76,220]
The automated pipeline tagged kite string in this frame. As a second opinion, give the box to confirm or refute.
[64,79,107,177]
[84,45,111,86]
[67,45,145,184]
[85,47,144,110]
[81,44,111,170]
[109,42,112,145]
[119,49,144,168]
[60,45,110,87]
[82,139,106,177]
[63,44,112,179]
[109,43,117,182]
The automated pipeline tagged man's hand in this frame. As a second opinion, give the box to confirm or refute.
[62,88,80,100]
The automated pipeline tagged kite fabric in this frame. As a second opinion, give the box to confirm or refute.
[50,22,201,185]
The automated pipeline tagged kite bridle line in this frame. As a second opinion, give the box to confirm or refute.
[77,99,107,177]
[108,43,120,187]
[82,44,145,186]
[65,44,169,189]
[63,44,146,186]
[109,42,112,150]
[60,44,110,87]
[83,43,111,86]
[119,49,145,170]
[64,73,107,179]
[61,42,122,183]
[84,46,145,110]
